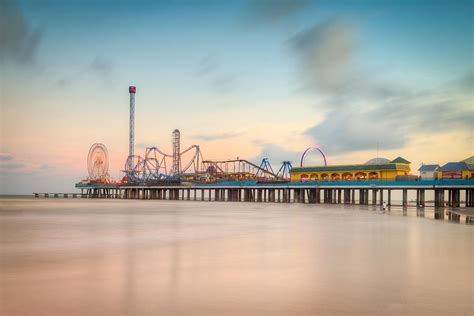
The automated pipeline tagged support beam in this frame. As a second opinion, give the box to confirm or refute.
[402,189,408,207]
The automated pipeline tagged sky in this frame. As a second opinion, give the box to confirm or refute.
[1,0,473,194]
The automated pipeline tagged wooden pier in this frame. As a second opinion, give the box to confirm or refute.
[31,181,474,223]
[68,180,474,208]
[34,192,83,198]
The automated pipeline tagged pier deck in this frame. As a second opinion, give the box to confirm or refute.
[69,180,474,209]
[28,180,474,223]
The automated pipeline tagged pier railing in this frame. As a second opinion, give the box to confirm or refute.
[33,193,83,198]
[34,181,474,223]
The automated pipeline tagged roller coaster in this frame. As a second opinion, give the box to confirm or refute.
[83,86,298,186]
[123,130,203,184]
[202,158,293,183]
[118,131,294,184]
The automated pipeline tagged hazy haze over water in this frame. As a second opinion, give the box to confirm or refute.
[0,198,472,315]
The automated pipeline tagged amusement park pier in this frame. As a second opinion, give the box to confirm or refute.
[45,86,474,220]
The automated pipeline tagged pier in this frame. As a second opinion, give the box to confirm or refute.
[34,192,83,198]
[69,180,474,208]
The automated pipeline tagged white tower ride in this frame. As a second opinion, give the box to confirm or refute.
[172,129,181,175]
[129,86,136,169]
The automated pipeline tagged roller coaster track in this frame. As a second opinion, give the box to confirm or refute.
[202,159,281,179]
[124,145,203,184]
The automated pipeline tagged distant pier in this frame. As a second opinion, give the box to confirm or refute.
[71,180,474,207]
[34,192,82,198]
[74,180,474,206]
[31,180,474,223]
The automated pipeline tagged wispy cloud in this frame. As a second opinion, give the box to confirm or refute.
[305,74,474,155]
[243,0,311,26]
[287,17,473,155]
[196,53,219,76]
[0,153,13,161]
[211,74,238,94]
[193,132,243,142]
[451,71,474,93]
[56,76,74,87]
[56,55,114,87]
[196,53,239,94]
[39,164,54,170]
[0,162,25,170]
[251,142,301,166]
[90,56,114,76]
[0,154,55,175]
[289,18,355,92]
[0,1,42,64]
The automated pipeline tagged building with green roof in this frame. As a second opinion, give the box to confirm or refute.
[290,157,411,182]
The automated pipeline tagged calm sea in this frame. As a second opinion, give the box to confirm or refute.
[0,198,472,315]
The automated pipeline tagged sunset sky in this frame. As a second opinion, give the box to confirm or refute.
[1,0,473,194]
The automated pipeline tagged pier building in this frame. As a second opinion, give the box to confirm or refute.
[290,157,411,182]
[439,162,474,180]
[418,164,440,180]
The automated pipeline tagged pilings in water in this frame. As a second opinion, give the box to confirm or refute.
[466,189,474,207]
[448,189,461,207]
[34,193,82,198]
[402,189,408,207]
[46,186,474,210]
[112,186,382,206]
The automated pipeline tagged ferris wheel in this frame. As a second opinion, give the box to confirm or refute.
[87,143,109,180]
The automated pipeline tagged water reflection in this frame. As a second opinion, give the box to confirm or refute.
[424,207,446,220]
[0,198,472,315]
[379,205,452,222]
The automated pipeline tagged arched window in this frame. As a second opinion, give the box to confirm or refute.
[321,173,329,182]
[331,173,341,181]
[300,174,309,183]
[310,174,318,182]
[355,172,367,181]
[368,172,378,180]
[342,173,353,181]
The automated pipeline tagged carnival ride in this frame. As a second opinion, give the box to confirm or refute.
[83,139,319,186]
[87,143,111,183]
[277,161,293,179]
[82,86,338,186]
[300,146,327,167]
[123,130,203,184]
[202,158,280,182]
[84,138,320,186]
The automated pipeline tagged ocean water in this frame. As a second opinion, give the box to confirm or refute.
[0,198,472,315]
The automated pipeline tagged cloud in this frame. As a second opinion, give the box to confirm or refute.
[244,0,311,26]
[39,164,54,170]
[450,70,474,93]
[0,0,42,64]
[0,162,26,172]
[306,107,406,155]
[90,56,114,76]
[56,76,73,87]
[196,53,219,76]
[305,77,474,155]
[0,154,56,175]
[289,18,355,92]
[192,132,243,142]
[251,142,301,167]
[287,18,473,155]
[211,74,237,94]
[0,153,13,161]
[55,56,114,87]
[196,53,238,93]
